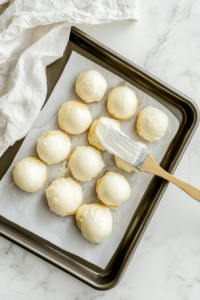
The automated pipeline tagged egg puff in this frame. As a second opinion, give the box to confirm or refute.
[107,86,138,120]
[45,177,83,217]
[68,146,105,182]
[96,172,131,208]
[75,70,107,103]
[76,203,113,243]
[58,100,92,135]
[136,106,169,142]
[13,157,47,193]
[88,117,121,151]
[37,130,71,165]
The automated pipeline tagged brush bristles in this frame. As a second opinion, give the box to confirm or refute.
[99,126,149,170]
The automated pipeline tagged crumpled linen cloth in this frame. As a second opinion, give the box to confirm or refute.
[0,0,139,157]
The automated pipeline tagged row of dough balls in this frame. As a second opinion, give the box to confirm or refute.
[12,140,132,244]
[58,101,168,145]
[57,99,169,147]
[13,70,169,243]
[56,69,169,142]
[75,70,169,141]
[13,114,168,243]
[12,130,72,193]
[13,101,168,194]
[58,70,139,137]
[76,69,138,120]
[12,128,131,244]
[12,154,128,243]
[45,170,131,243]
[46,171,131,243]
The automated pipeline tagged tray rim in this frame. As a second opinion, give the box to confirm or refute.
[0,26,199,290]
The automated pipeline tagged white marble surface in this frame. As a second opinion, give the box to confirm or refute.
[1,0,200,298]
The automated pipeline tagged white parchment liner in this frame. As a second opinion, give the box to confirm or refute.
[0,52,179,268]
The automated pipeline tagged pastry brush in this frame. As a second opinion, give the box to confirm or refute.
[98,125,200,202]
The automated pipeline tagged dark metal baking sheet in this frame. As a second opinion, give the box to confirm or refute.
[0,26,199,290]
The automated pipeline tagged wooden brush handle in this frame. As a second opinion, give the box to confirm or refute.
[141,154,200,202]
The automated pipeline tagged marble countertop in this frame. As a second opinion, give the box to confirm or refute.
[1,0,200,299]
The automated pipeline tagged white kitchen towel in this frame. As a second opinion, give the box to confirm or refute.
[0,0,139,157]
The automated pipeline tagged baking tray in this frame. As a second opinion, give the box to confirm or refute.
[0,26,199,290]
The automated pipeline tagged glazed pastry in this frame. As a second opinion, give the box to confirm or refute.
[58,100,92,135]
[88,117,121,151]
[96,172,131,208]
[136,106,169,142]
[13,157,47,193]
[46,178,83,216]
[68,146,105,182]
[107,86,138,119]
[76,203,113,243]
[76,70,107,103]
[37,130,71,165]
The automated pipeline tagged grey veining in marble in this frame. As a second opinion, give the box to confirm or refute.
[1,0,200,299]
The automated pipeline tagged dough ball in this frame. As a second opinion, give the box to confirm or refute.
[13,157,47,193]
[88,117,121,151]
[46,178,83,216]
[76,203,113,243]
[107,86,138,119]
[136,106,169,142]
[68,146,105,182]
[76,70,107,103]
[37,130,71,165]
[58,100,92,135]
[115,142,147,173]
[96,172,131,208]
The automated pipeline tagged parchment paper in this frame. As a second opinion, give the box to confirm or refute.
[0,52,179,269]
